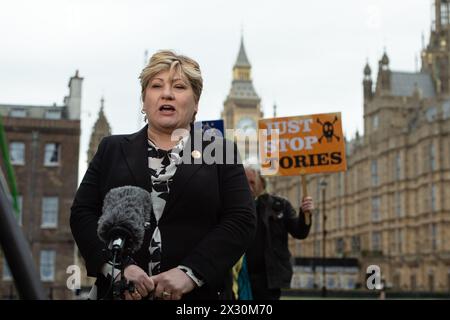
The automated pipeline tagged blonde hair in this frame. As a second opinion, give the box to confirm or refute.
[139,50,203,104]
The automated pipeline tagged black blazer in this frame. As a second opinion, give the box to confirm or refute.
[70,125,256,299]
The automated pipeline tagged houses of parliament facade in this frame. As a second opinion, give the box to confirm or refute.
[270,1,450,292]
[223,2,450,293]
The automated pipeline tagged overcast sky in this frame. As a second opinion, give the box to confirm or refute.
[0,0,432,180]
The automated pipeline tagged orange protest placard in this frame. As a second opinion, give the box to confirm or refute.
[258,112,347,176]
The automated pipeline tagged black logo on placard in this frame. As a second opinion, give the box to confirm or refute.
[317,116,340,143]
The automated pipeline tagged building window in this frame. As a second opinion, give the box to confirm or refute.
[426,107,437,122]
[336,238,344,255]
[2,259,12,281]
[315,208,321,232]
[354,202,359,226]
[411,274,417,291]
[415,231,420,254]
[395,153,401,180]
[395,192,402,217]
[44,143,60,166]
[396,229,403,254]
[443,100,450,119]
[9,142,25,165]
[441,2,449,26]
[357,167,363,189]
[327,277,335,289]
[44,110,62,120]
[372,197,381,222]
[40,250,55,282]
[431,184,437,212]
[295,241,301,256]
[371,160,378,186]
[306,276,314,289]
[314,240,321,257]
[393,273,401,289]
[372,114,379,131]
[336,206,343,229]
[428,273,435,292]
[429,144,436,171]
[9,108,26,117]
[348,278,356,290]
[337,173,344,196]
[351,235,361,253]
[372,231,381,251]
[431,224,438,251]
[422,145,428,173]
[41,197,58,228]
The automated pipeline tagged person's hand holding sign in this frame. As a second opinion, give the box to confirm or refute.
[300,196,314,226]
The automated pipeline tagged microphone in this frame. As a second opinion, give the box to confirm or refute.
[97,186,152,255]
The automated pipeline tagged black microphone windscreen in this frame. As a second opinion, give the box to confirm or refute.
[98,186,152,253]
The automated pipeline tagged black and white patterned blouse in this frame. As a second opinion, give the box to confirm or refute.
[147,136,187,276]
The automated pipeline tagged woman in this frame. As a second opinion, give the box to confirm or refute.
[70,50,256,300]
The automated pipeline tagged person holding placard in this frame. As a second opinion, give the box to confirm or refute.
[243,164,314,300]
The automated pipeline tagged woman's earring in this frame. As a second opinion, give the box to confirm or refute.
[141,109,148,122]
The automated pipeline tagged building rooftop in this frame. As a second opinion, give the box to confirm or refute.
[0,103,67,120]
[234,36,251,68]
[227,80,260,100]
[390,71,436,98]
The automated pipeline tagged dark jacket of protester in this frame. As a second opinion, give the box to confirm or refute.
[246,193,311,294]
[70,125,256,300]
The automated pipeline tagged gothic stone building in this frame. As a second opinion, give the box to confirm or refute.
[270,0,450,293]
[0,72,82,299]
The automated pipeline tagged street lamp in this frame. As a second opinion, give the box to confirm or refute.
[320,177,328,298]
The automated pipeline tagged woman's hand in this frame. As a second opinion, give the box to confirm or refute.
[150,268,196,300]
[122,264,155,300]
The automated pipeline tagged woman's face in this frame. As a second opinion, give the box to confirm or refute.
[143,69,198,133]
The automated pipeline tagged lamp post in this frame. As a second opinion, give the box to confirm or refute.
[320,177,328,298]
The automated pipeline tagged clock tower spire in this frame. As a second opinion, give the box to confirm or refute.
[221,36,263,131]
[221,35,263,162]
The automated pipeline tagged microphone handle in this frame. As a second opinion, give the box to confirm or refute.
[109,237,126,252]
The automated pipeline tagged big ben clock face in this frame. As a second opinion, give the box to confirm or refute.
[236,117,257,133]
